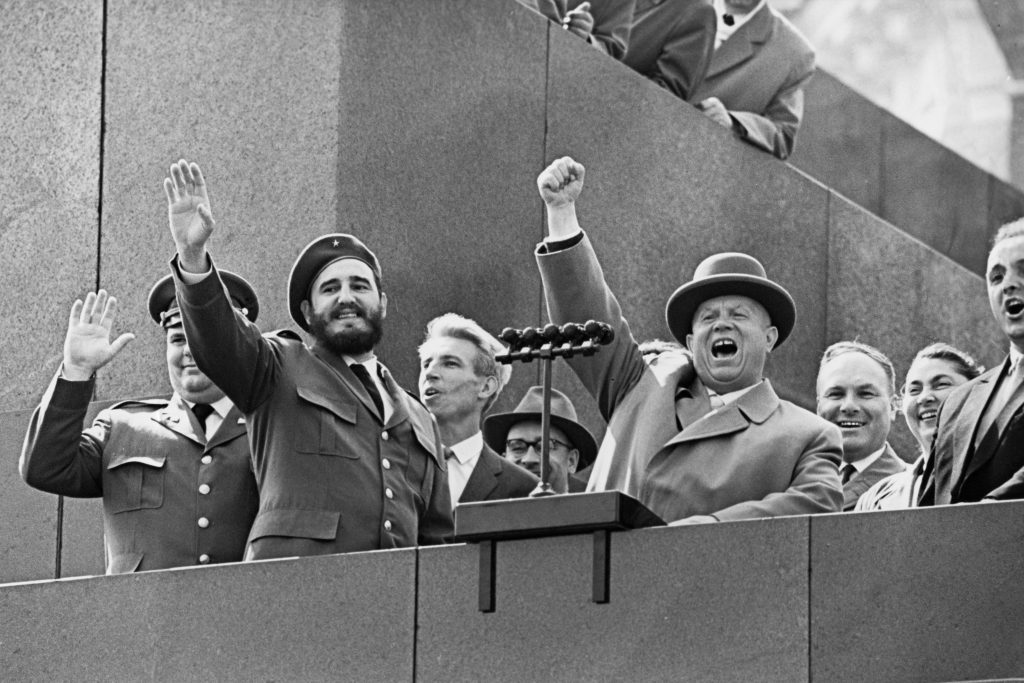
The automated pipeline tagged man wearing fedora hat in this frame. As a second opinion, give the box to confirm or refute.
[483,386,598,494]
[162,159,452,559]
[20,275,260,573]
[531,156,842,523]
[418,313,538,506]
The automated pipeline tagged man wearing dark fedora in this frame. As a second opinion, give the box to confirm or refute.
[483,386,598,494]
[20,274,260,573]
[162,159,452,560]
[532,156,842,523]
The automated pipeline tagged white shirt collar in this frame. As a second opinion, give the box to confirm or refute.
[848,444,887,472]
[713,0,767,48]
[184,394,233,419]
[708,379,762,406]
[449,432,484,465]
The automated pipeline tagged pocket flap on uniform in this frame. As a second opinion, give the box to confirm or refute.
[107,452,167,470]
[296,387,357,424]
[249,508,340,541]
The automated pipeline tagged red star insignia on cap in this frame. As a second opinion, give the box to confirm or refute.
[332,239,339,247]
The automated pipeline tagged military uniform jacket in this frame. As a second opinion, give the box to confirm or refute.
[172,258,453,560]
[536,233,843,522]
[20,372,257,574]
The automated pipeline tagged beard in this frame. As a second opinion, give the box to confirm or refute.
[308,301,385,357]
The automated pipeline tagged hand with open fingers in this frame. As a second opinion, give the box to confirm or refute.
[164,159,215,266]
[563,2,595,39]
[62,290,136,381]
[697,97,732,128]
[537,156,585,208]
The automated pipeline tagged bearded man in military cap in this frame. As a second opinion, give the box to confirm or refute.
[533,156,842,523]
[163,159,451,560]
[20,274,259,574]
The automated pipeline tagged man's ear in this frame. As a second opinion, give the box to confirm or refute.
[765,325,779,352]
[685,333,695,353]
[379,291,388,320]
[300,299,312,326]
[566,449,579,474]
[479,375,498,402]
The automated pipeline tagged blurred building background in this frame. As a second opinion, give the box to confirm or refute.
[782,0,1023,190]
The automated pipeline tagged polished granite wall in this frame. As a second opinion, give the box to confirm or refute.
[0,0,1006,585]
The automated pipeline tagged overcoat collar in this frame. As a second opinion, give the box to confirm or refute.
[666,379,778,447]
[705,2,774,79]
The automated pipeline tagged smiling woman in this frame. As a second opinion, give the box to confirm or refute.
[855,343,984,511]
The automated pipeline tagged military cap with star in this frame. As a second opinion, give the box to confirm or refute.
[148,270,259,328]
[287,233,383,331]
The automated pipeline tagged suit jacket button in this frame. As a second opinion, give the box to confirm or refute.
[385,488,394,499]
[382,458,391,470]
[383,520,392,531]
[198,517,210,529]
[198,554,211,564]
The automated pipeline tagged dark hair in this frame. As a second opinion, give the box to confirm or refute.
[910,343,984,383]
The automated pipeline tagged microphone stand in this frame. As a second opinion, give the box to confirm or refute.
[497,321,613,497]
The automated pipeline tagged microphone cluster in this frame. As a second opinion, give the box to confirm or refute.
[496,320,614,364]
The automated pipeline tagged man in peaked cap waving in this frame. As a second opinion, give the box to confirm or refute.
[163,159,451,560]
[532,156,842,523]
[20,274,259,574]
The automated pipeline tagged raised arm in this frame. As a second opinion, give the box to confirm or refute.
[164,159,279,412]
[21,292,135,495]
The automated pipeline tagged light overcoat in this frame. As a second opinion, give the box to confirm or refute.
[536,233,842,522]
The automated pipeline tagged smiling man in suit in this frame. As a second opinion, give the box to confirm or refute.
[163,159,452,559]
[815,341,908,510]
[532,155,842,524]
[923,219,1024,505]
[418,313,538,507]
[693,0,816,159]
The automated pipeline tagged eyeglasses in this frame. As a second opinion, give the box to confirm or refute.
[505,438,571,457]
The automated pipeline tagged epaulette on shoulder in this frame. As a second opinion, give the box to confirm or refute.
[109,396,170,412]
[267,328,303,342]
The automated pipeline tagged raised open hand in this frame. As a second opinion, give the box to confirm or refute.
[164,159,214,271]
[536,156,585,208]
[62,290,135,381]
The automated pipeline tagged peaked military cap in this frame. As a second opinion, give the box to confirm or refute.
[148,270,259,328]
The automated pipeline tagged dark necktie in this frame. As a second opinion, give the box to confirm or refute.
[840,463,857,485]
[192,403,214,435]
[350,363,384,418]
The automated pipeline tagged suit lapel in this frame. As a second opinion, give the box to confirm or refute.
[950,365,1003,488]
[705,3,774,79]
[460,446,500,503]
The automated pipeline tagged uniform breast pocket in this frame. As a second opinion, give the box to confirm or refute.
[105,453,166,514]
[295,387,360,458]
